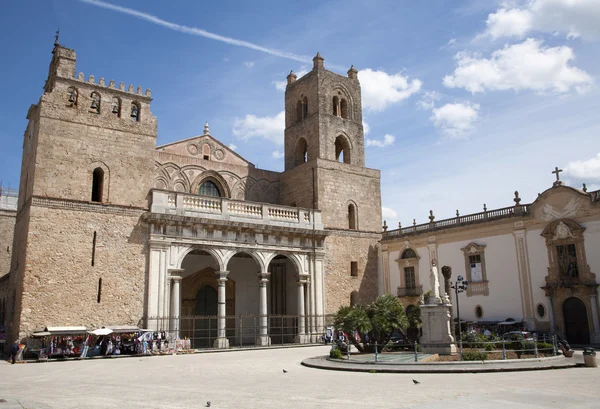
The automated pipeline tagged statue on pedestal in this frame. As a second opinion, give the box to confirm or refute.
[428,259,441,304]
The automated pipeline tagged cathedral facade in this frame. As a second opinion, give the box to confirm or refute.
[0,42,381,347]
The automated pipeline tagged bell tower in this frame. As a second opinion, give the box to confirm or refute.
[283,53,365,171]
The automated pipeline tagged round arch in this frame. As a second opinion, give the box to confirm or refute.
[177,246,226,272]
[330,85,354,120]
[264,252,303,276]
[190,170,231,198]
[563,296,590,344]
[294,137,308,167]
[224,250,264,273]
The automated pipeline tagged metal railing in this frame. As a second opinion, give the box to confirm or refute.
[145,314,335,350]
[397,285,423,297]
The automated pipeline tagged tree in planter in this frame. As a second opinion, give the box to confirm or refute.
[333,294,409,353]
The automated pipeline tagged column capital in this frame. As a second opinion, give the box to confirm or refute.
[171,275,183,282]
[297,273,310,284]
[257,272,270,285]
[215,270,229,281]
[168,268,185,275]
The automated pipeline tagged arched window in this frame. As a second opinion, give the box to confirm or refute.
[296,100,303,122]
[350,291,358,307]
[401,249,417,259]
[333,96,340,116]
[348,203,357,230]
[90,92,101,113]
[199,180,221,197]
[131,102,141,121]
[335,135,351,164]
[295,137,308,166]
[111,97,121,117]
[302,96,308,119]
[340,98,348,119]
[67,87,78,106]
[91,167,104,202]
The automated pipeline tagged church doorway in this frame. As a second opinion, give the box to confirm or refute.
[563,297,590,345]
[268,255,299,344]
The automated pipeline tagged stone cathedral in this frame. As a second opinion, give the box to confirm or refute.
[0,41,382,347]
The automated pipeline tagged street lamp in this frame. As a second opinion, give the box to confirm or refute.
[450,275,468,360]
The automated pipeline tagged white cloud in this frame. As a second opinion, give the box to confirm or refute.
[382,207,398,220]
[482,0,600,41]
[358,69,422,112]
[362,121,370,135]
[232,111,285,145]
[565,152,600,180]
[366,134,395,148]
[272,150,284,159]
[228,143,237,151]
[418,91,441,110]
[430,102,479,139]
[443,39,593,94]
[243,61,255,68]
[273,70,308,91]
[447,38,457,46]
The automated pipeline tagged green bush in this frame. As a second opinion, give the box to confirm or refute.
[462,332,490,349]
[329,348,342,359]
[484,343,495,352]
[462,351,488,361]
[537,342,554,351]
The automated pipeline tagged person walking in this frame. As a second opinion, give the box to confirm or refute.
[9,341,19,364]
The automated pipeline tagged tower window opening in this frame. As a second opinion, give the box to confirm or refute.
[131,102,140,121]
[348,203,357,230]
[67,87,78,106]
[296,100,303,122]
[340,98,348,119]
[335,135,351,164]
[91,167,104,202]
[302,96,308,119]
[333,96,340,116]
[90,92,101,113]
[111,97,121,117]
[295,137,308,166]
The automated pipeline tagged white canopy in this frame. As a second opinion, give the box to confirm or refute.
[89,328,113,336]
[44,326,88,335]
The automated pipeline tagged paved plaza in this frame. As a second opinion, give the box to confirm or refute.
[0,346,599,409]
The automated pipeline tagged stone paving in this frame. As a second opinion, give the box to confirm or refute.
[0,346,599,409]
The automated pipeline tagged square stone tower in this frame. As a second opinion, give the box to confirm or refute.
[7,40,157,342]
[281,54,382,313]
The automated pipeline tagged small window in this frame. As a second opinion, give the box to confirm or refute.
[67,87,78,106]
[401,249,417,259]
[199,181,221,197]
[537,303,546,318]
[131,102,140,121]
[348,203,356,229]
[202,144,211,160]
[90,92,101,113]
[468,254,483,282]
[333,96,340,116]
[296,100,303,122]
[404,267,416,289]
[91,167,104,202]
[351,261,358,277]
[475,305,483,319]
[302,96,308,119]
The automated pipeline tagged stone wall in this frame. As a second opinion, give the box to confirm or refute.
[323,232,380,314]
[15,202,147,339]
[0,210,16,278]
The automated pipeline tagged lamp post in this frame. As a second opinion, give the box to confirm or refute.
[450,275,468,360]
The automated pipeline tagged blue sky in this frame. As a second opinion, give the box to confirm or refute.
[1,0,599,227]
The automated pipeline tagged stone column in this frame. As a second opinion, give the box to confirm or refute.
[313,256,324,333]
[170,276,182,339]
[589,295,600,344]
[295,276,309,343]
[214,270,230,349]
[547,295,556,332]
[256,272,271,346]
[148,244,168,330]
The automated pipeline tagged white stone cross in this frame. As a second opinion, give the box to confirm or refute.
[552,166,563,182]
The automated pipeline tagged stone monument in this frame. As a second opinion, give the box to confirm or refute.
[419,259,457,354]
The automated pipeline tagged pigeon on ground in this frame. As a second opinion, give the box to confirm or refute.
[206,402,211,407]
[283,369,288,373]
[412,379,420,384]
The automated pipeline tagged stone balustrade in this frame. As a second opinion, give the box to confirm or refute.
[150,189,323,230]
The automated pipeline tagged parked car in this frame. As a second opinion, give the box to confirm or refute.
[501,331,532,341]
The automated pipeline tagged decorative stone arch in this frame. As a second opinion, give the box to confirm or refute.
[89,161,110,203]
[335,133,353,164]
[541,219,590,281]
[395,244,421,294]
[153,176,169,190]
[346,200,358,230]
[294,137,309,167]
[331,85,354,120]
[176,246,226,272]
[190,170,231,198]
[264,252,304,276]
[223,250,265,274]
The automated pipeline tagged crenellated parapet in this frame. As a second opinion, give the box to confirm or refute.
[39,43,157,137]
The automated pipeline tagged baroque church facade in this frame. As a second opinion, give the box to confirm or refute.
[381,181,600,345]
[0,41,381,347]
